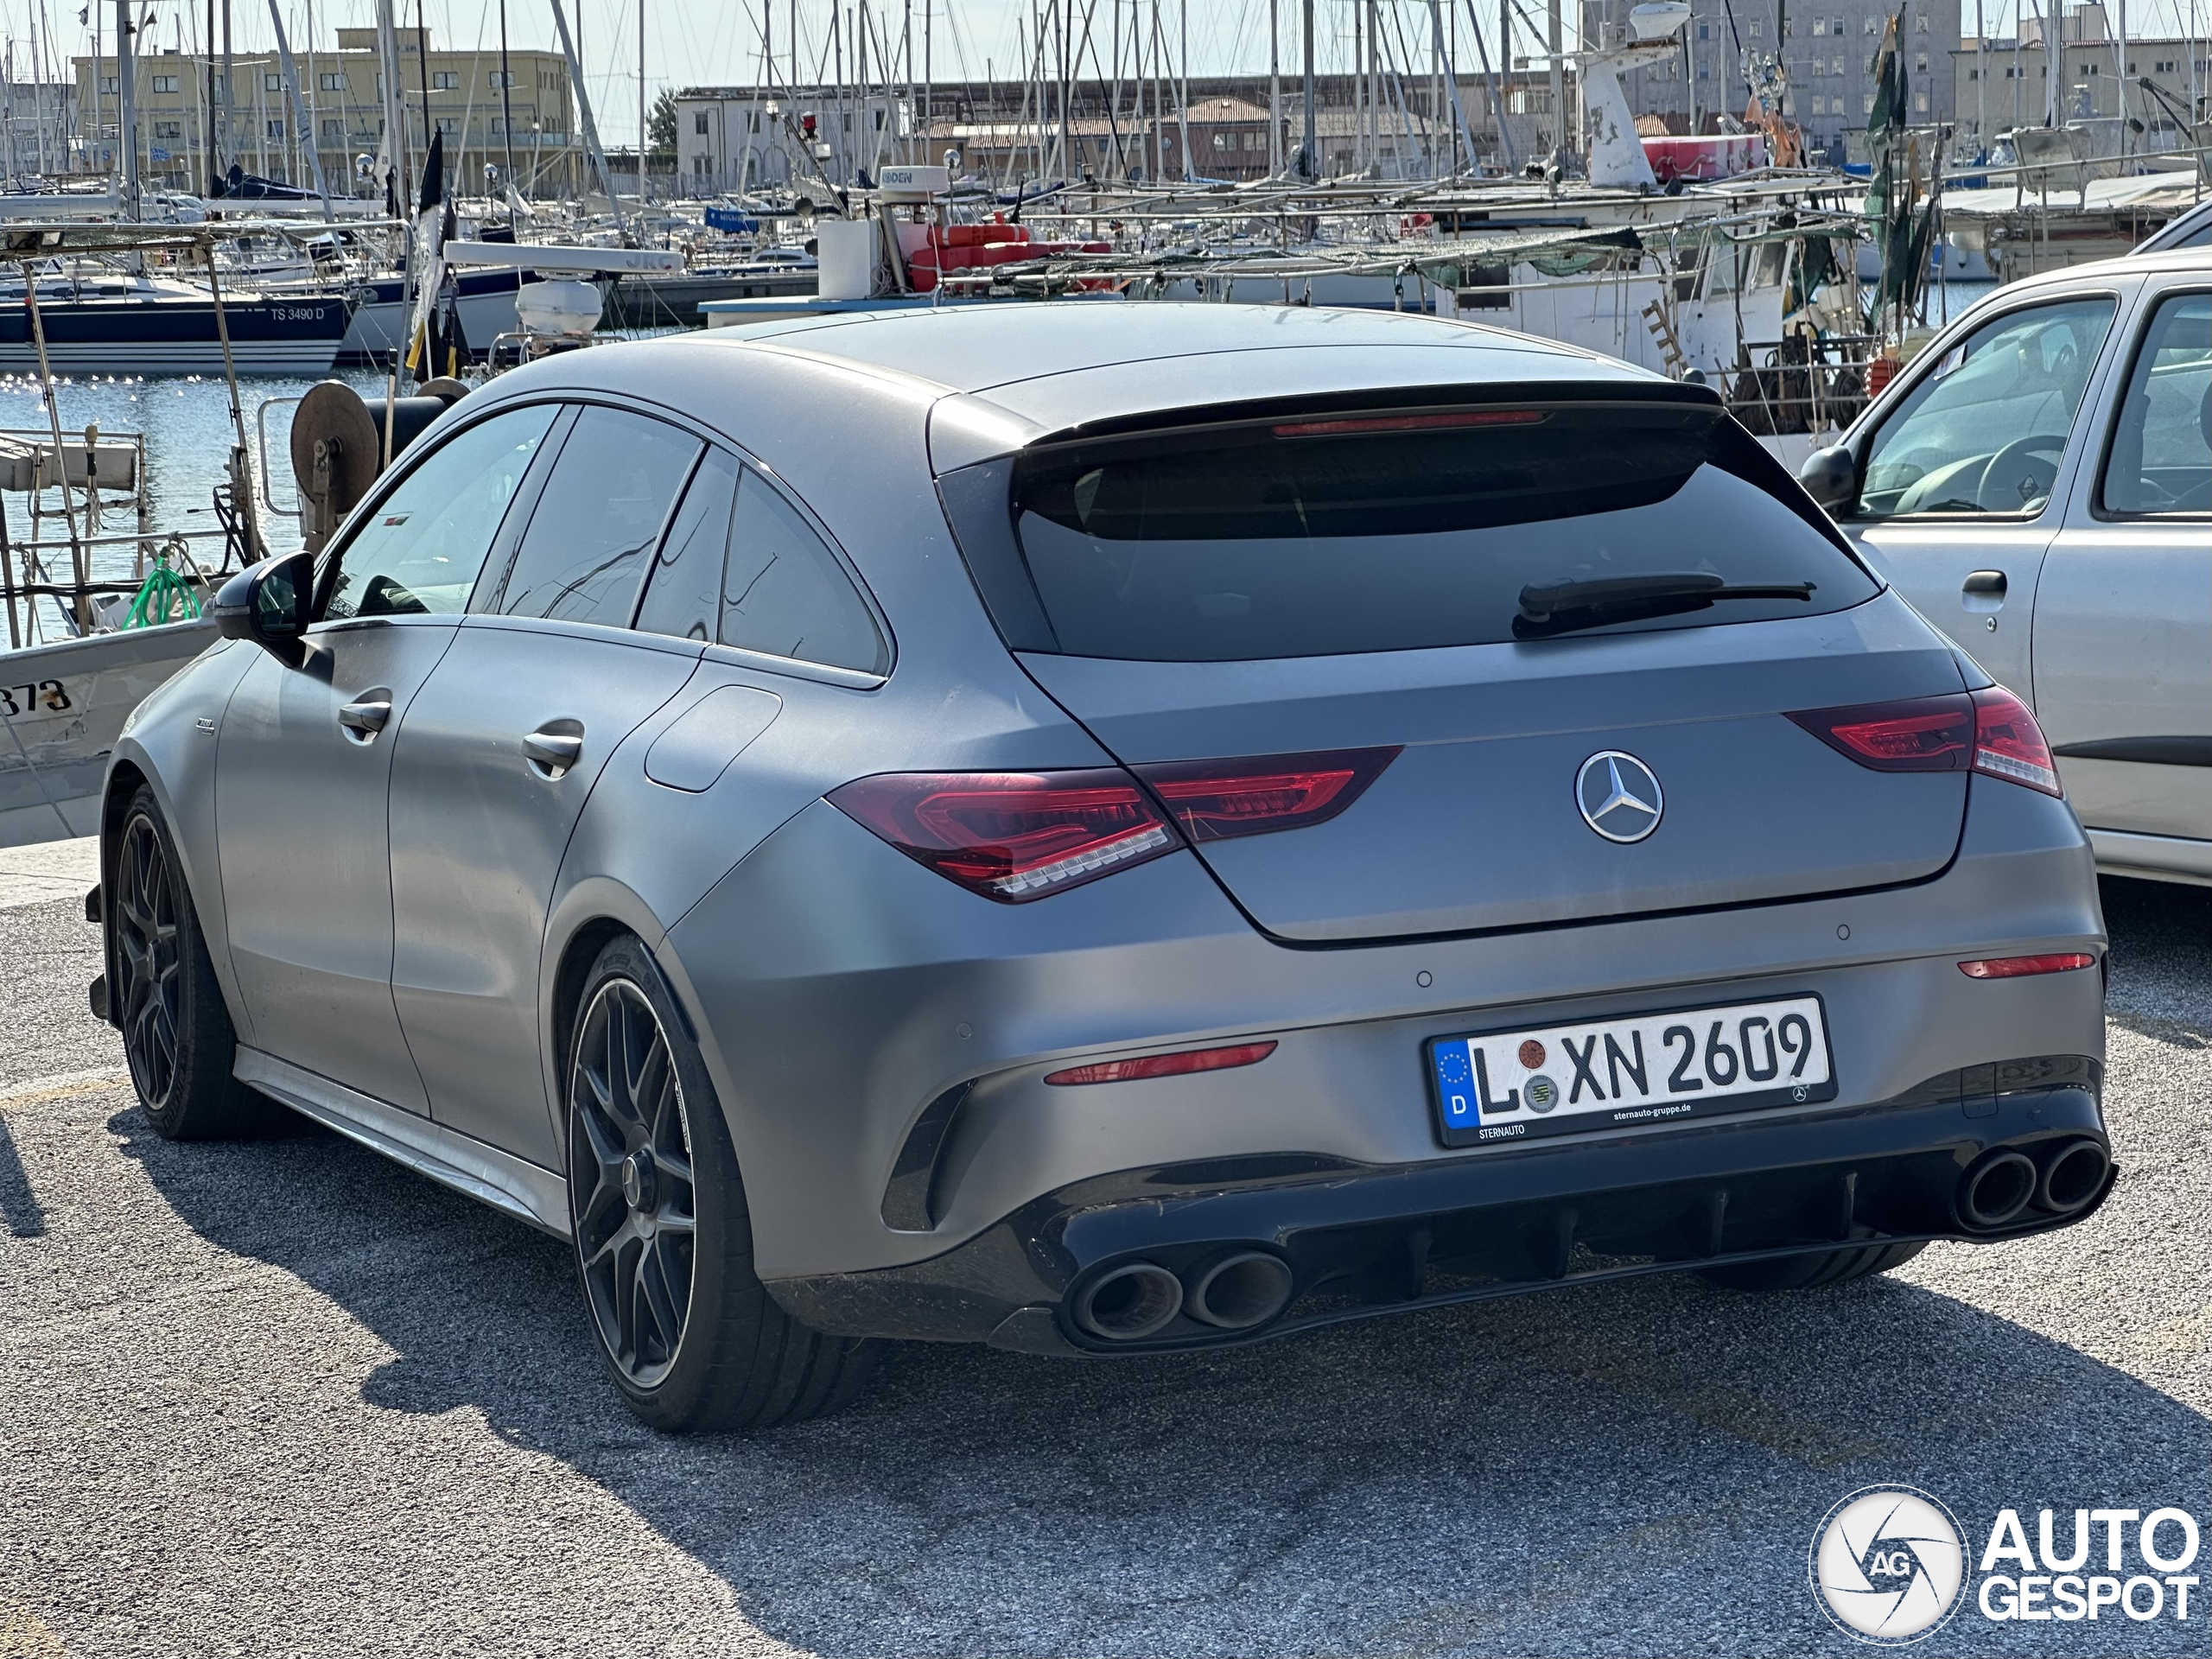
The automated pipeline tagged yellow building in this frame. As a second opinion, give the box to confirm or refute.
[74,27,581,199]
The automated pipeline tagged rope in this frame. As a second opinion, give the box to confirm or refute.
[123,540,202,629]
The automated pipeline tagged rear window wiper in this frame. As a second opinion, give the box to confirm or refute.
[1515,573,1815,639]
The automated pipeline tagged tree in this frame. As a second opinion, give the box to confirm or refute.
[648,89,678,156]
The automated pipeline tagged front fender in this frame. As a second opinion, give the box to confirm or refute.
[106,640,259,1041]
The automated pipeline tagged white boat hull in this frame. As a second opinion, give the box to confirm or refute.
[0,620,218,849]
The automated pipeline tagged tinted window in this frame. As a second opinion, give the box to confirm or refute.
[1856,296,2116,518]
[633,448,739,642]
[323,404,556,620]
[1004,402,1877,662]
[719,468,887,673]
[2100,292,2212,516]
[493,407,700,623]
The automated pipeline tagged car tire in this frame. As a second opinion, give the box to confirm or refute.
[111,785,270,1140]
[564,933,879,1433]
[1697,1239,1928,1293]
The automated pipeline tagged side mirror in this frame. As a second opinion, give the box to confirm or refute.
[211,549,314,668]
[1798,444,1859,512]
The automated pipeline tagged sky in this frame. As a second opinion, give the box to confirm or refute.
[11,0,2211,143]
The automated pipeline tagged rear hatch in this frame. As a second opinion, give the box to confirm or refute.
[942,386,1968,942]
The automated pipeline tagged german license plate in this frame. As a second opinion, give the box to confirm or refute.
[1427,994,1836,1147]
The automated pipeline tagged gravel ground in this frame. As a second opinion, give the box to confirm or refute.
[0,874,2202,1659]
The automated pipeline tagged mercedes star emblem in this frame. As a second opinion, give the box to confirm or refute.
[1576,751,1664,842]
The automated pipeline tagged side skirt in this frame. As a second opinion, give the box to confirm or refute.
[233,1046,571,1238]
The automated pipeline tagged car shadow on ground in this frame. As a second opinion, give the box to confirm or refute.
[109,1145,2204,1649]
[103,879,2208,1656]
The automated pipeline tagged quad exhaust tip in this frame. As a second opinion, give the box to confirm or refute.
[1071,1262,1184,1341]
[2035,1138,2109,1216]
[1958,1148,2038,1230]
[1071,1251,1298,1341]
[1186,1251,1295,1331]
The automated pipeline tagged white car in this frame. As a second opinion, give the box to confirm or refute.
[1802,247,2212,886]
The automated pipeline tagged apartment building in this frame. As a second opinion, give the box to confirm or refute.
[1952,1,2203,145]
[1583,0,1957,158]
[74,27,580,197]
[677,73,1545,194]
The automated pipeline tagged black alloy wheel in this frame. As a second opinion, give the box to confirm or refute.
[113,808,183,1111]
[562,933,880,1432]
[569,976,698,1389]
[109,785,267,1141]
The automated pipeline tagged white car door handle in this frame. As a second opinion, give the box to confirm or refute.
[337,696,392,738]
[522,728,584,777]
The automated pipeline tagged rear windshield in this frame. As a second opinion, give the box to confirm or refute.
[1000,401,1878,661]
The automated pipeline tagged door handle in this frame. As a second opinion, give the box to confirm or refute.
[522,728,584,778]
[337,696,392,740]
[1962,569,2008,599]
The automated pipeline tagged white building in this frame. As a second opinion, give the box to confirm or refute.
[676,86,910,194]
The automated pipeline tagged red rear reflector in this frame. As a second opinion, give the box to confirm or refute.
[1269,409,1548,438]
[1788,688,2063,797]
[829,769,1180,902]
[1135,747,1401,842]
[1970,686,2063,797]
[1788,694,1974,770]
[1045,1040,1278,1086]
[1958,953,2097,979]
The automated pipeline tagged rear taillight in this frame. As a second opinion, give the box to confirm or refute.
[1968,686,2063,796]
[1788,694,1974,771]
[1959,953,2097,978]
[1788,689,2063,797]
[1045,1041,1278,1086]
[829,769,1180,902]
[1134,747,1401,842]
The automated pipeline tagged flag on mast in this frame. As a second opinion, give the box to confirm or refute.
[404,128,448,385]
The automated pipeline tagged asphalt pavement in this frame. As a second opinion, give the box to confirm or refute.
[0,855,2202,1659]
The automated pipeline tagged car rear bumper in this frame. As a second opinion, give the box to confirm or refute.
[659,771,2106,1308]
[771,1065,2110,1353]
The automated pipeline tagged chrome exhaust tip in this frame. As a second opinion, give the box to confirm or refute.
[2035,1138,2110,1215]
[1071,1262,1184,1341]
[1958,1148,2038,1230]
[1185,1251,1294,1331]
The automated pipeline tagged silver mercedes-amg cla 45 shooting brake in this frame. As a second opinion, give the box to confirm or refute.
[94,305,2113,1432]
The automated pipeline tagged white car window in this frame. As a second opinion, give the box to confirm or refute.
[493,407,702,625]
[1856,296,2116,518]
[2100,291,2212,516]
[323,404,557,620]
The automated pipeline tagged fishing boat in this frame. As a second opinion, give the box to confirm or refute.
[0,221,379,847]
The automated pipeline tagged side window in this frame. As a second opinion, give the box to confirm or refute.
[322,404,556,620]
[1855,296,2117,518]
[2099,292,2212,516]
[490,406,701,624]
[633,448,739,642]
[719,469,887,674]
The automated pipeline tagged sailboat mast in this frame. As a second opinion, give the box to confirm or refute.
[223,0,234,185]
[639,0,647,208]
[547,0,616,205]
[499,0,517,215]
[207,0,219,192]
[1300,0,1313,175]
[118,0,137,217]
[1269,0,1281,173]
[375,0,405,207]
[265,0,334,215]
[1547,0,1563,171]
[1174,0,1189,178]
